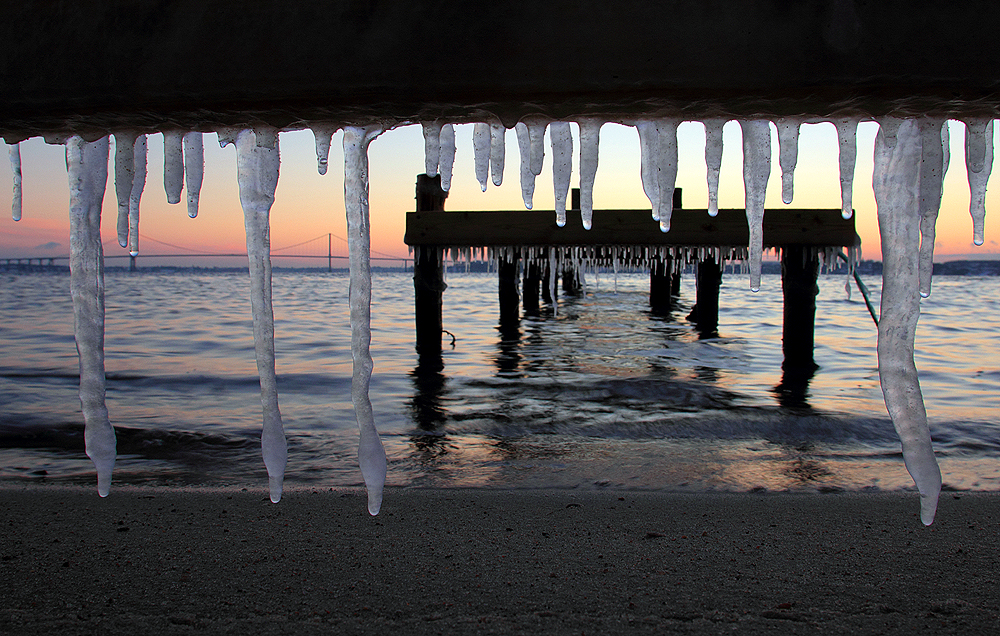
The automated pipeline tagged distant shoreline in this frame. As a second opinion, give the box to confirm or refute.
[6,259,1000,276]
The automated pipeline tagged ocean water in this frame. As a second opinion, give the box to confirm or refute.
[2,267,999,494]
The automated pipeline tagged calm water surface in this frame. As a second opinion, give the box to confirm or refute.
[2,268,999,494]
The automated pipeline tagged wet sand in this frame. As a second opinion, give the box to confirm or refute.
[1,486,998,635]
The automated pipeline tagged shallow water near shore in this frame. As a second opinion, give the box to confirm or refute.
[2,268,999,494]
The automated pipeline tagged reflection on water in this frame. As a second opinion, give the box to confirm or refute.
[3,270,1000,493]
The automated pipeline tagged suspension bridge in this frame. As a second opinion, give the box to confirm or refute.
[1,233,412,271]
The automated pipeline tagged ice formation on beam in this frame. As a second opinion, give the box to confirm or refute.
[550,122,572,227]
[343,125,388,516]
[872,120,942,525]
[235,128,287,504]
[67,135,116,497]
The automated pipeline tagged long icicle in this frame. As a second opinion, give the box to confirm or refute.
[579,118,602,231]
[473,122,491,191]
[704,119,726,217]
[655,118,680,231]
[343,125,388,516]
[967,119,994,245]
[67,135,116,497]
[113,132,137,247]
[235,128,287,504]
[163,130,184,204]
[550,122,573,227]
[183,132,204,219]
[740,120,771,292]
[776,117,800,205]
[9,142,21,221]
[873,119,941,525]
[128,135,147,257]
[636,120,660,219]
[836,117,860,219]
[516,122,535,209]
[917,118,948,298]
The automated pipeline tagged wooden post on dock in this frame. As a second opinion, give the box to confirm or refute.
[523,262,541,316]
[413,174,448,354]
[781,245,819,370]
[649,257,674,313]
[691,258,722,335]
[498,255,520,326]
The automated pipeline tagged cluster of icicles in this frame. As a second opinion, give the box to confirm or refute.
[6,114,994,523]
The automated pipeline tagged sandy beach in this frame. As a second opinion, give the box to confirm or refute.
[1,486,998,634]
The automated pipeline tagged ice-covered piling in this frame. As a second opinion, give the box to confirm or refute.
[343,125,388,516]
[67,135,116,497]
[235,128,287,504]
[873,119,942,526]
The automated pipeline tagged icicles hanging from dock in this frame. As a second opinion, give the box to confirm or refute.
[113,132,137,247]
[550,122,572,227]
[183,132,204,218]
[704,119,725,217]
[9,142,20,221]
[473,122,491,191]
[917,118,949,298]
[439,124,456,191]
[967,119,994,245]
[516,122,536,209]
[776,118,799,205]
[311,124,336,176]
[235,128,287,504]
[872,119,941,526]
[490,122,505,186]
[636,120,660,219]
[128,135,147,257]
[66,135,116,497]
[655,118,680,232]
[163,130,184,205]
[578,119,602,231]
[835,118,859,219]
[740,120,772,292]
[343,125,388,516]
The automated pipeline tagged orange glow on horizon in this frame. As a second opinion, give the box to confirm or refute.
[1,121,998,265]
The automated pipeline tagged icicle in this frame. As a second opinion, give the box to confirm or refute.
[113,132,137,248]
[343,125,388,516]
[9,143,21,221]
[163,131,184,205]
[217,127,240,148]
[548,246,557,316]
[490,122,505,186]
[579,119,602,231]
[655,118,680,232]
[439,124,456,192]
[550,122,573,227]
[421,121,441,177]
[740,120,771,292]
[917,118,948,298]
[872,120,942,526]
[236,128,286,504]
[128,135,147,257]
[516,122,536,209]
[776,117,800,205]
[525,117,548,176]
[835,117,859,219]
[183,132,204,219]
[963,117,991,174]
[254,127,278,149]
[66,135,116,497]
[311,124,337,175]
[473,123,491,191]
[704,119,726,217]
[636,120,660,219]
[878,117,903,149]
[967,120,994,245]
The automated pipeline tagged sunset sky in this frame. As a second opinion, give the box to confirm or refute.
[1,120,996,265]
